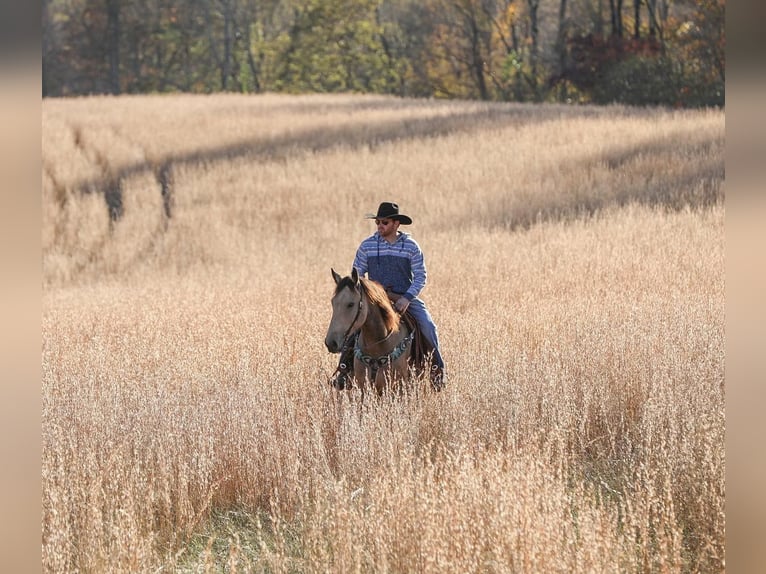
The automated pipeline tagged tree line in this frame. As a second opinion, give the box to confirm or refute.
[42,0,724,107]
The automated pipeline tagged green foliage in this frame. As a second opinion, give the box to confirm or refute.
[498,50,538,102]
[42,0,725,107]
[237,47,256,93]
[275,0,399,93]
[594,56,680,106]
[591,53,724,108]
[583,0,724,108]
[667,0,725,106]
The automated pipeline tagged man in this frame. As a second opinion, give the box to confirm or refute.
[330,201,445,389]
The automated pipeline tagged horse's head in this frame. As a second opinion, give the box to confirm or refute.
[325,268,366,353]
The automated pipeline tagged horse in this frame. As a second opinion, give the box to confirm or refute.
[325,268,416,396]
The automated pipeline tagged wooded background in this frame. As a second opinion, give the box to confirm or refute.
[42,0,724,107]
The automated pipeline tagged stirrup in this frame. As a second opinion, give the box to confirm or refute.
[329,371,349,390]
[329,362,351,390]
[430,364,445,390]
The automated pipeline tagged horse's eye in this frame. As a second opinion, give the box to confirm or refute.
[347,302,354,309]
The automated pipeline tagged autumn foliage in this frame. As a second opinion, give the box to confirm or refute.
[43,0,724,107]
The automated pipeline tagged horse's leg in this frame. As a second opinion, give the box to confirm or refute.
[354,360,368,402]
[394,359,410,396]
[373,367,386,396]
[380,363,405,396]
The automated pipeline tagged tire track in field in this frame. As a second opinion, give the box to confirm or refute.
[68,103,604,224]
[43,125,172,281]
[43,137,114,281]
[53,101,695,279]
[42,160,68,245]
[59,106,542,280]
[476,130,724,232]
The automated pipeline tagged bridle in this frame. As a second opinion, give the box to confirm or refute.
[341,282,398,347]
[340,284,364,343]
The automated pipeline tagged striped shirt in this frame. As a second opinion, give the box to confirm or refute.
[353,232,426,301]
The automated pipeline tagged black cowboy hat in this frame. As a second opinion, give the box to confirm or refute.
[365,202,412,225]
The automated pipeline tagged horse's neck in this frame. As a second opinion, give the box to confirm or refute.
[360,302,398,349]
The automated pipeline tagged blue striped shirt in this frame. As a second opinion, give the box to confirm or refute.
[353,232,426,301]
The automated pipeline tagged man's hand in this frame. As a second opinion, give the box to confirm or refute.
[394,297,410,313]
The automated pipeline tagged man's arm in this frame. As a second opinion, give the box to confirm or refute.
[352,242,368,277]
[403,240,426,301]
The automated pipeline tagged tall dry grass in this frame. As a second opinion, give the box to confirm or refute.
[42,94,724,572]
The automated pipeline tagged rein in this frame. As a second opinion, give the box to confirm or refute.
[364,325,398,347]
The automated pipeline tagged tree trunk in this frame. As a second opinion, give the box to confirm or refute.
[222,0,233,90]
[646,0,665,49]
[106,0,121,94]
[555,0,568,100]
[468,8,489,100]
[616,0,624,37]
[609,0,623,38]
[527,0,540,100]
[245,28,261,92]
[204,0,223,90]
[42,0,52,96]
[556,0,568,71]
[595,0,604,37]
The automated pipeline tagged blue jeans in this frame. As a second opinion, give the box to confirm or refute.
[406,298,445,369]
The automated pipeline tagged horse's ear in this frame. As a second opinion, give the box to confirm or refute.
[331,268,342,285]
[351,267,359,285]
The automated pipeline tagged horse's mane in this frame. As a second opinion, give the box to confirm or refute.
[336,274,400,333]
[360,277,400,333]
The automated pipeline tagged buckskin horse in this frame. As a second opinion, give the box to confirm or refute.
[325,268,435,396]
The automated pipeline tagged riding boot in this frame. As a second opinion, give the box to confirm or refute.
[329,335,356,390]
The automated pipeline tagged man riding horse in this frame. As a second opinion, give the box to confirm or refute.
[329,202,445,390]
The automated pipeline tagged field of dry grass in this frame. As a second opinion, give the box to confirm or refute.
[42,94,724,572]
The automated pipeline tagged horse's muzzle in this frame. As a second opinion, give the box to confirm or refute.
[325,337,341,353]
